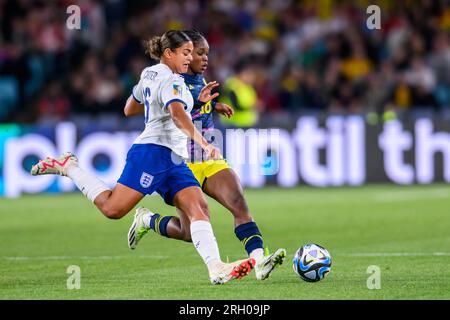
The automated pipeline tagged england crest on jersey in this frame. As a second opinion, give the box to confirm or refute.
[140,172,154,188]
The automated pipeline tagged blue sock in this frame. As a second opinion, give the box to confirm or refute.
[150,214,173,238]
[234,221,264,256]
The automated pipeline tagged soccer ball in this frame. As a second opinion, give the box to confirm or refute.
[292,243,332,282]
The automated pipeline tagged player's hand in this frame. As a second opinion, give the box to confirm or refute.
[204,144,222,160]
[215,102,234,118]
[198,81,220,103]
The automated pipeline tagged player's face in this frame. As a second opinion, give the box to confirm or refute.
[189,39,209,74]
[173,41,194,74]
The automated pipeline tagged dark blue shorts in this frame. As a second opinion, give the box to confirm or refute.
[118,144,200,206]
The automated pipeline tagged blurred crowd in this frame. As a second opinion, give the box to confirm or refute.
[1,0,450,124]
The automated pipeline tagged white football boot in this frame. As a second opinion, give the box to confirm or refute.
[209,258,256,285]
[30,152,78,176]
[254,248,286,280]
[128,207,153,250]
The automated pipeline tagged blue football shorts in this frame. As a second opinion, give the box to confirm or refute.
[118,143,200,206]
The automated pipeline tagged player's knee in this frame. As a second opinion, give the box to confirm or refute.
[188,199,211,221]
[101,205,127,220]
[199,200,210,216]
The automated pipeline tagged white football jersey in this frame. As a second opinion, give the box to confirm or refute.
[132,63,194,158]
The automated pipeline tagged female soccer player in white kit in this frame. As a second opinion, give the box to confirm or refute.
[31,30,255,285]
[127,29,286,281]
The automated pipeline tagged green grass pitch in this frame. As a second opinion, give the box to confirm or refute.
[0,185,449,299]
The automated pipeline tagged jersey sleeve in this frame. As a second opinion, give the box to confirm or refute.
[132,80,144,104]
[160,76,189,109]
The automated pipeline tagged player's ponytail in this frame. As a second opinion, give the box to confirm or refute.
[144,30,191,60]
[145,36,163,60]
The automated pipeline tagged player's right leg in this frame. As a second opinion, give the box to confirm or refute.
[31,151,145,219]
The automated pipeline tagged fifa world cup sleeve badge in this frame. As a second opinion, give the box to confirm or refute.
[173,84,182,96]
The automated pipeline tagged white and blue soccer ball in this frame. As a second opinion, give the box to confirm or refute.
[293,243,332,282]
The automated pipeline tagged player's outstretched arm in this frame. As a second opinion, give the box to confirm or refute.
[198,81,220,103]
[124,95,145,117]
[168,101,221,160]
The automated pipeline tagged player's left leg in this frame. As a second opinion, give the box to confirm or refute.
[203,168,286,280]
[203,168,252,226]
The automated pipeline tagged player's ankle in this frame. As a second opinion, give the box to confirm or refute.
[250,248,264,261]
[207,259,222,272]
[66,164,80,178]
